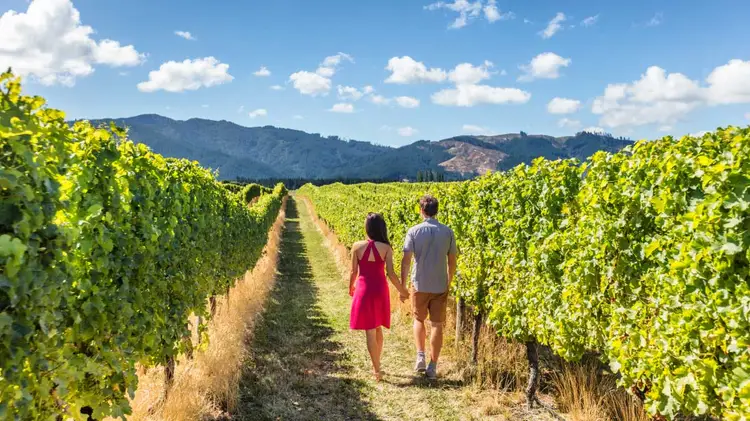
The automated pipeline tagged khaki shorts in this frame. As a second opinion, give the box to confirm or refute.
[411,289,449,324]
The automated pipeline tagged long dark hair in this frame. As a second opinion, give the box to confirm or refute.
[365,212,390,245]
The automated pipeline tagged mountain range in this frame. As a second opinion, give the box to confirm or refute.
[88,114,633,180]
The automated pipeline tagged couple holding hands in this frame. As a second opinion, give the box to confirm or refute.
[348,195,457,381]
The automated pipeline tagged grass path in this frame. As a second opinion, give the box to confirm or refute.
[234,197,537,421]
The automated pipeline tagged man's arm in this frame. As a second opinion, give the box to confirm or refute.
[447,253,457,289]
[401,251,413,291]
[401,230,414,290]
[447,230,458,289]
[386,248,409,301]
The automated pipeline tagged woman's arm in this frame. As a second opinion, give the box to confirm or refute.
[349,246,359,296]
[385,247,409,301]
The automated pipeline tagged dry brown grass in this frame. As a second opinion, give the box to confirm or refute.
[458,326,528,391]
[551,359,649,421]
[112,197,287,421]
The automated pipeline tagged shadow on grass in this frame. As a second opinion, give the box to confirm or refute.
[235,200,380,421]
[381,375,465,390]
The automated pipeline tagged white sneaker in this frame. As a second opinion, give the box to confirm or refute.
[415,353,426,373]
[426,361,437,379]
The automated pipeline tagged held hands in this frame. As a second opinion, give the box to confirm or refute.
[399,290,409,303]
[349,284,355,297]
[399,286,410,303]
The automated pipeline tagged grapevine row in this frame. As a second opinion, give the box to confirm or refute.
[0,72,287,419]
[299,127,750,420]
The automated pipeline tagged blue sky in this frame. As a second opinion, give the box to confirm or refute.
[2,0,750,147]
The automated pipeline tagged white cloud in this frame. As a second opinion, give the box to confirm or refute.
[398,126,418,137]
[237,105,245,113]
[363,85,375,94]
[0,0,146,86]
[705,59,750,104]
[589,61,750,128]
[425,0,482,29]
[293,115,304,120]
[484,0,515,22]
[364,93,419,108]
[581,15,599,27]
[270,85,284,90]
[322,52,354,68]
[432,84,531,106]
[541,12,566,39]
[337,85,364,101]
[646,12,663,27]
[369,94,391,105]
[690,130,708,137]
[523,18,533,24]
[483,0,499,22]
[290,53,353,96]
[175,30,195,40]
[625,67,703,103]
[449,61,494,84]
[558,118,581,128]
[94,40,145,67]
[519,53,571,81]
[658,125,673,132]
[385,56,447,84]
[316,67,335,78]
[395,96,420,108]
[137,57,233,93]
[254,66,271,77]
[547,97,582,114]
[289,70,331,96]
[330,103,355,113]
[316,52,353,78]
[426,0,512,28]
[248,109,267,118]
[463,124,493,134]
[582,126,606,134]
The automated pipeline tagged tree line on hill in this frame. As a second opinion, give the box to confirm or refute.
[233,171,448,189]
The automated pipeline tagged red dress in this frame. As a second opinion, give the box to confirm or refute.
[350,240,391,330]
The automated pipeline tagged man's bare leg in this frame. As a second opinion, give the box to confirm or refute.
[413,319,427,372]
[414,319,426,352]
[429,322,444,363]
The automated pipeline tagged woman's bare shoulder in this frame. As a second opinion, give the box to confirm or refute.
[374,242,393,253]
[352,240,368,251]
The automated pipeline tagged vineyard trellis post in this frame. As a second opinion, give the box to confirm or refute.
[164,356,176,394]
[525,340,539,409]
[184,330,194,360]
[209,295,217,316]
[471,311,482,364]
[455,297,465,352]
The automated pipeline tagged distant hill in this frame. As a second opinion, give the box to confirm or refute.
[86,115,632,180]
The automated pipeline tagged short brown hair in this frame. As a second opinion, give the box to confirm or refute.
[419,195,438,217]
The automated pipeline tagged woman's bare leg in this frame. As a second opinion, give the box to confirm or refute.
[376,327,384,370]
[365,329,381,379]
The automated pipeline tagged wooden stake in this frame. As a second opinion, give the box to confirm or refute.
[525,341,539,410]
[471,311,482,365]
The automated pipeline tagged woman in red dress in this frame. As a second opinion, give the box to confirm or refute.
[349,213,410,381]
